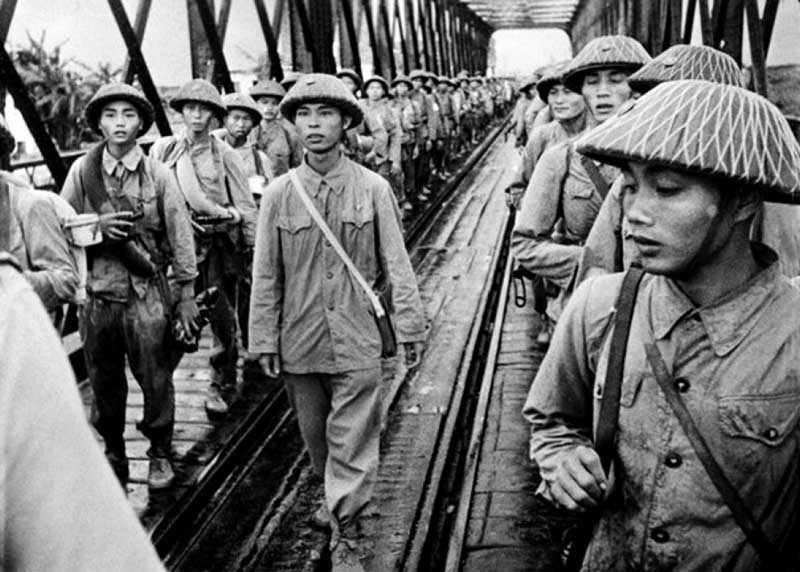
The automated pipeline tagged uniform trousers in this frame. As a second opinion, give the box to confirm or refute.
[81,283,180,458]
[283,367,382,530]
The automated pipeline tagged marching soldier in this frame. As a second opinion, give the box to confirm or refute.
[409,70,435,197]
[61,83,199,489]
[249,73,426,572]
[151,79,258,417]
[362,75,404,202]
[390,74,420,211]
[336,68,390,174]
[249,79,303,177]
[433,76,457,178]
[525,78,800,572]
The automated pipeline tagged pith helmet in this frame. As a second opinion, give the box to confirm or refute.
[280,73,364,127]
[575,79,800,204]
[250,79,286,101]
[391,74,413,90]
[221,92,262,124]
[280,71,304,90]
[170,79,227,118]
[336,68,363,88]
[409,69,429,82]
[536,61,573,102]
[628,44,743,93]
[437,75,454,87]
[563,35,651,92]
[86,82,155,134]
[519,75,538,93]
[363,75,390,94]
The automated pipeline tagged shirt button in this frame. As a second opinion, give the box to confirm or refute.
[675,378,690,393]
[650,528,670,543]
[665,453,682,468]
[327,272,333,279]
[764,427,780,440]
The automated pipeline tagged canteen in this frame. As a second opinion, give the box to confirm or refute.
[64,213,102,247]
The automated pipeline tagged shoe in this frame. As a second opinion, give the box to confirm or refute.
[204,385,229,417]
[330,539,366,572]
[535,321,552,350]
[310,504,332,529]
[148,457,175,489]
[401,200,414,212]
[105,449,129,486]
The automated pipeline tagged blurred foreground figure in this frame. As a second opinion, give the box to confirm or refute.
[525,80,800,571]
[0,256,166,572]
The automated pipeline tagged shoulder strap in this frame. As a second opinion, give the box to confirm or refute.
[252,147,265,177]
[287,169,386,319]
[645,342,797,570]
[579,154,610,200]
[0,180,10,252]
[565,267,645,571]
[79,142,114,213]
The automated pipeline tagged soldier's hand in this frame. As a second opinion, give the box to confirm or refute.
[99,211,135,241]
[226,206,242,224]
[548,446,608,512]
[177,296,201,336]
[390,162,402,176]
[259,353,281,378]
[403,341,424,369]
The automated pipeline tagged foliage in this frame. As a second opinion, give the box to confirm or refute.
[12,31,122,151]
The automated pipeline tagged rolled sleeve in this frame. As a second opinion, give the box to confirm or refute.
[248,180,284,354]
[374,181,426,342]
[21,197,78,309]
[512,145,582,288]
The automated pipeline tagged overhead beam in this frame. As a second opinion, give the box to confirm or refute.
[360,0,383,77]
[192,0,234,92]
[121,0,152,84]
[253,0,284,81]
[340,0,363,78]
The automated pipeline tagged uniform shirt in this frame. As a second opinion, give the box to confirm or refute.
[6,182,77,310]
[61,144,198,302]
[512,141,618,320]
[0,262,166,572]
[390,97,420,147]
[250,119,303,176]
[361,99,401,167]
[212,129,275,182]
[249,154,426,374]
[524,246,800,571]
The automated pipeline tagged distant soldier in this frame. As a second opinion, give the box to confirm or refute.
[249,74,426,572]
[336,68,390,173]
[409,70,435,197]
[214,92,274,365]
[525,78,800,572]
[151,79,258,417]
[432,76,457,178]
[512,74,538,147]
[61,83,199,489]
[362,75,404,203]
[249,79,303,177]
[390,74,421,210]
[280,70,303,92]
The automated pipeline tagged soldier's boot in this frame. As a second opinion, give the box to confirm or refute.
[147,457,175,489]
[205,383,229,417]
[310,503,332,529]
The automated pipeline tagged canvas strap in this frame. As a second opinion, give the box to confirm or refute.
[0,180,10,252]
[644,342,797,570]
[579,154,610,200]
[287,169,386,320]
[565,266,645,571]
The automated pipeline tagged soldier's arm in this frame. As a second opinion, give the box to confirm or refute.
[20,195,78,309]
[373,179,426,343]
[248,180,284,355]
[59,160,86,213]
[151,160,197,287]
[511,145,582,287]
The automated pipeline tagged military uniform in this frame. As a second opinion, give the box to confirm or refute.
[390,75,421,207]
[362,75,403,200]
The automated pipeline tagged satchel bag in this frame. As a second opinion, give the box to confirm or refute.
[288,169,397,358]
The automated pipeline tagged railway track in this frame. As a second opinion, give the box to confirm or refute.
[150,117,513,571]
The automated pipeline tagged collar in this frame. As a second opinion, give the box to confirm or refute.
[296,153,349,197]
[102,144,143,175]
[651,243,781,356]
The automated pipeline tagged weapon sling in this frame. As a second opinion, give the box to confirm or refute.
[644,342,800,570]
[565,266,644,570]
[287,169,397,358]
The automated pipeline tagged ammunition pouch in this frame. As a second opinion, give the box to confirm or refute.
[119,238,158,278]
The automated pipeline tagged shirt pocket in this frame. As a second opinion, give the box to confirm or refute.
[718,392,800,447]
[341,201,376,271]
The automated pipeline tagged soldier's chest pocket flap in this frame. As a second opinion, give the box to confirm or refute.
[341,202,374,229]
[277,214,312,234]
[719,392,800,447]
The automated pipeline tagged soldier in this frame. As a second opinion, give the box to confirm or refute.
[512,74,538,147]
[433,76,457,178]
[61,83,199,489]
[336,68,390,174]
[409,70,435,197]
[362,75,404,204]
[390,74,420,211]
[150,79,258,417]
[214,92,274,366]
[280,70,303,92]
[506,60,590,210]
[576,43,800,283]
[511,35,650,346]
[249,79,303,177]
[525,78,800,572]
[249,74,426,572]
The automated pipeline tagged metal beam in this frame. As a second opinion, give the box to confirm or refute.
[217,0,232,45]
[340,0,363,78]
[307,0,336,72]
[121,0,152,84]
[360,0,382,76]
[0,0,17,42]
[393,1,410,74]
[0,43,67,186]
[253,0,284,81]
[745,0,768,96]
[377,0,396,78]
[194,0,234,92]
[683,0,697,44]
[761,0,779,57]
[406,0,421,69]
[698,0,713,45]
[108,0,171,135]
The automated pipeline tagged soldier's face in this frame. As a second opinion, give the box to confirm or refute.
[181,102,215,135]
[623,161,749,277]
[340,76,358,94]
[395,83,410,97]
[366,83,386,101]
[581,68,632,124]
[294,103,349,153]
[412,79,424,90]
[225,109,255,138]
[99,101,142,144]
[548,85,585,121]
[256,96,281,120]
